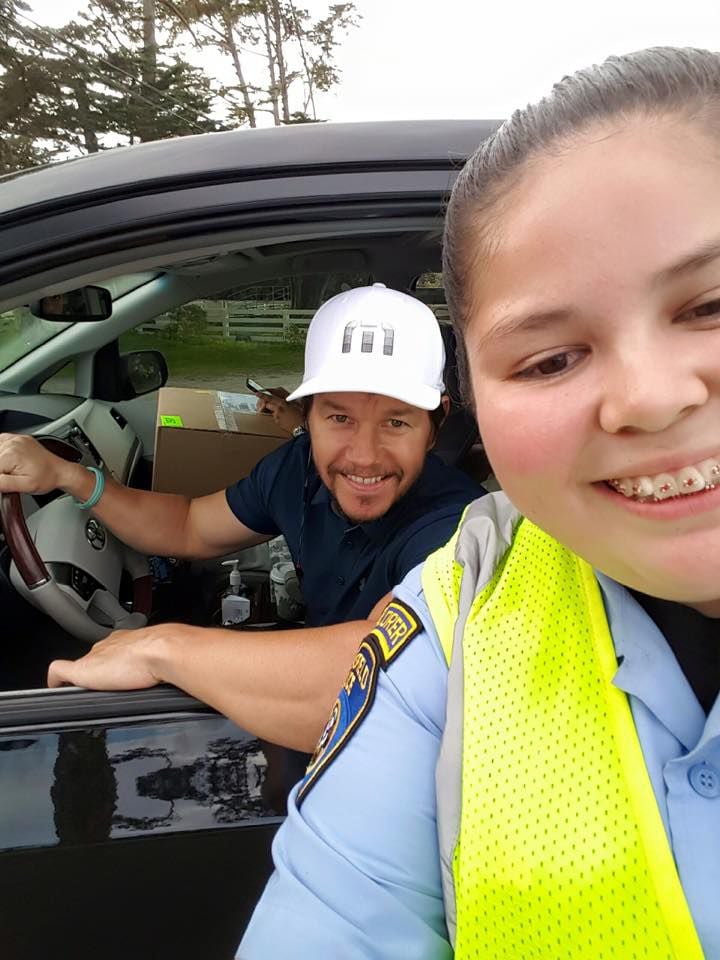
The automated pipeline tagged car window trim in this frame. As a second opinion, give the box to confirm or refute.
[0,684,217,733]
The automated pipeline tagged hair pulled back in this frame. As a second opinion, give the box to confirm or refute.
[443,46,720,403]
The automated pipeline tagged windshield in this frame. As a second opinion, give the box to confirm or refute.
[0,307,72,372]
[0,272,162,373]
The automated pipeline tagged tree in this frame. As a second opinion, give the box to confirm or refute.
[160,302,208,339]
[73,0,222,146]
[0,0,222,173]
[0,0,359,174]
[162,0,261,127]
[0,0,56,171]
[165,0,359,127]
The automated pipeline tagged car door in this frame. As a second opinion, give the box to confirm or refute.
[0,686,281,960]
[0,121,497,958]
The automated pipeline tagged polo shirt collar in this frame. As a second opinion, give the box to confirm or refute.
[597,572,706,752]
[310,482,331,506]
[309,483,406,543]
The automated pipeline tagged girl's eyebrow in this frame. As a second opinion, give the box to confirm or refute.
[478,240,720,350]
[476,308,574,351]
[655,239,720,287]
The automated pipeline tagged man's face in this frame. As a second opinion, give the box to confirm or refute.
[307,392,437,524]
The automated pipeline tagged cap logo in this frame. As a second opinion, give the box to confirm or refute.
[341,319,395,357]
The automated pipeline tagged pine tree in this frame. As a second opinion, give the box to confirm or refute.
[165,0,358,127]
[0,0,222,173]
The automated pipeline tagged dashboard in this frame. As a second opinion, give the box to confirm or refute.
[0,396,143,486]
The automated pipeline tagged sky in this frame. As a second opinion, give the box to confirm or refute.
[24,0,720,122]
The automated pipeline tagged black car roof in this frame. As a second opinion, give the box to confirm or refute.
[0,119,501,218]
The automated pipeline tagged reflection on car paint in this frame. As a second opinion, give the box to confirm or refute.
[0,716,282,852]
[0,734,57,850]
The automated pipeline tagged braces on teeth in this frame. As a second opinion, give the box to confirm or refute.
[609,460,720,502]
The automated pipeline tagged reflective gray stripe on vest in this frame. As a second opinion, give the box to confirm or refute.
[435,491,521,946]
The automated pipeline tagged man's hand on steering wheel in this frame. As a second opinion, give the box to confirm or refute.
[0,433,81,497]
[0,432,151,643]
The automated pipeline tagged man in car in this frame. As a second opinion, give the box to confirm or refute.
[0,283,481,756]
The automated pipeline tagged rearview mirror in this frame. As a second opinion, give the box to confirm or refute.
[30,285,112,322]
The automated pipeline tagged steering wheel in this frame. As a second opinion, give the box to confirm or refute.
[0,437,151,643]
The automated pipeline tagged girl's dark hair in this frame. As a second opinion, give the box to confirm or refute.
[442,46,720,404]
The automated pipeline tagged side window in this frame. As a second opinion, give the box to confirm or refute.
[40,361,77,395]
[414,272,449,322]
[119,272,370,393]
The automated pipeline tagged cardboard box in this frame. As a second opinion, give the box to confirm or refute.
[153,387,289,498]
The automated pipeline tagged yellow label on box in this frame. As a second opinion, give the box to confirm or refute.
[160,414,184,427]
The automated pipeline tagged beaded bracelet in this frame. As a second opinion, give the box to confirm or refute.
[74,466,105,510]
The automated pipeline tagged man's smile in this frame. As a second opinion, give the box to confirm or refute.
[339,472,397,494]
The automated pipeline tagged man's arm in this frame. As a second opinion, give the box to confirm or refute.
[47,592,392,751]
[0,433,267,559]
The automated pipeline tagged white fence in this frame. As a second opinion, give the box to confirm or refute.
[138,302,315,341]
[137,300,451,342]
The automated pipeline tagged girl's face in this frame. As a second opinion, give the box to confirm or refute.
[466,118,720,613]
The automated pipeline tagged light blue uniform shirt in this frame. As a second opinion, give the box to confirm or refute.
[239,567,720,959]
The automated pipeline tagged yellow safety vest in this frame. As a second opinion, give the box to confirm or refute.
[422,514,703,959]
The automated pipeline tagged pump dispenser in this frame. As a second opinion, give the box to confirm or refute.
[220,560,251,625]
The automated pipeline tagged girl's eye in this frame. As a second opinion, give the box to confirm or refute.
[677,298,720,323]
[515,349,586,380]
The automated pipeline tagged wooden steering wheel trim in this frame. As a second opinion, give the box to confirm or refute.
[0,437,81,589]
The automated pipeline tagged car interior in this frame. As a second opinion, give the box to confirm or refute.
[0,222,495,695]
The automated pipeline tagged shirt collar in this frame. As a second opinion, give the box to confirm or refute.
[308,483,406,543]
[310,482,331,506]
[693,696,720,754]
[597,572,706,752]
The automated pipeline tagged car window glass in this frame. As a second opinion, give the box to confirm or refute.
[0,306,73,373]
[40,360,77,395]
[414,272,449,321]
[119,272,370,392]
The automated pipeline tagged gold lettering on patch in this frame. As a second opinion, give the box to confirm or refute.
[352,651,370,690]
[380,609,407,645]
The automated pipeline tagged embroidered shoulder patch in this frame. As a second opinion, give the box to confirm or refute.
[296,599,422,807]
[369,599,421,666]
[297,636,380,807]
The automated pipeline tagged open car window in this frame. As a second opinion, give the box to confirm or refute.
[119,271,373,392]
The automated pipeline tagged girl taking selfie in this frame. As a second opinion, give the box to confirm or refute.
[241,46,720,960]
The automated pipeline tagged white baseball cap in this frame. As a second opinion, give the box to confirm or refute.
[286,284,446,410]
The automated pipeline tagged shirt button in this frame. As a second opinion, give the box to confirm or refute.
[688,762,720,798]
[337,576,345,585]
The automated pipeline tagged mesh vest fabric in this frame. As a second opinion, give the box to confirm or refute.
[423,518,703,960]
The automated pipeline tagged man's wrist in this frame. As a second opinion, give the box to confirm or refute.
[59,461,97,501]
[143,623,197,686]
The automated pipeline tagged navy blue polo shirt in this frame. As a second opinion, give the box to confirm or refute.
[225,434,482,626]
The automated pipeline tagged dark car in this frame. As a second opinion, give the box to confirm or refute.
[0,119,499,960]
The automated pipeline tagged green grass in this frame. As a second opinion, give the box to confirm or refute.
[120,332,304,377]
